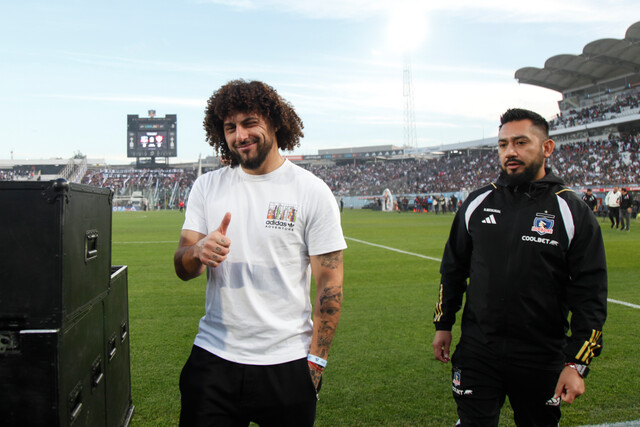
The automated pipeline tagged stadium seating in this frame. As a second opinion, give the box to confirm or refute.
[4,137,637,205]
[549,89,640,130]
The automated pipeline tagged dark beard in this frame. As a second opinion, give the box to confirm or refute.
[231,140,273,170]
[500,157,544,186]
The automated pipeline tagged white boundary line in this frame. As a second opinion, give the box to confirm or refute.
[114,241,176,244]
[114,237,639,310]
[345,236,639,310]
[115,236,639,426]
[607,298,640,310]
[581,420,640,427]
[345,237,442,261]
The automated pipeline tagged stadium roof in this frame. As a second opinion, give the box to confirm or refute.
[515,21,640,93]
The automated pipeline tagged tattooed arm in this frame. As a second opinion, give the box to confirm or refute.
[308,250,344,390]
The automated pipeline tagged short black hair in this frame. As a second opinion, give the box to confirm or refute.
[499,108,550,139]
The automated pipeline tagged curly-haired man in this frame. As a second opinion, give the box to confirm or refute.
[174,80,346,426]
[203,79,304,168]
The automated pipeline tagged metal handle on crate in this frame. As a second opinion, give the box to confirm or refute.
[120,321,128,342]
[108,334,117,361]
[91,357,104,387]
[68,383,83,424]
[85,230,99,261]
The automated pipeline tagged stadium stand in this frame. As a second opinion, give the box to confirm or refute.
[305,133,639,196]
[2,125,637,210]
[550,133,639,187]
[3,21,639,214]
[306,152,498,196]
[0,157,88,183]
[81,168,197,210]
[549,90,640,130]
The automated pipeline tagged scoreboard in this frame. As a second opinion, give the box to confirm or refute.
[127,114,177,158]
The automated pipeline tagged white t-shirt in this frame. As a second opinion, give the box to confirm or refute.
[182,160,347,365]
[606,190,621,207]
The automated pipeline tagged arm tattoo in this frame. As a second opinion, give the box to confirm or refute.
[310,251,343,366]
[309,366,322,391]
[319,250,342,270]
[315,286,342,351]
[317,321,334,349]
[319,286,342,316]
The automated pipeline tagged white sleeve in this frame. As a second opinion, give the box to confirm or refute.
[305,180,347,256]
[182,176,208,235]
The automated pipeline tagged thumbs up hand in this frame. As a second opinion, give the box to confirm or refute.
[197,212,231,268]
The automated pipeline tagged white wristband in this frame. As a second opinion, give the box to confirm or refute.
[307,354,327,368]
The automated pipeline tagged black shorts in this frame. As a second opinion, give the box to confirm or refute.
[451,344,561,427]
[179,345,318,427]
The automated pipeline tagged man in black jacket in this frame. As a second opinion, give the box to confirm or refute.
[620,188,633,231]
[582,188,598,214]
[432,108,607,426]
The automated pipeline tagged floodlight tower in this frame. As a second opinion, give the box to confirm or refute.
[403,55,418,148]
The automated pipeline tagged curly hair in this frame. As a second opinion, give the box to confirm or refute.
[203,79,304,166]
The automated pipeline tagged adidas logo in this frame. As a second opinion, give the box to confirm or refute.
[482,214,497,224]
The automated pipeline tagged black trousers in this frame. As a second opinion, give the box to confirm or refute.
[451,345,561,427]
[608,206,620,227]
[179,345,318,427]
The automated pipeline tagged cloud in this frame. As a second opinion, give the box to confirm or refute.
[57,51,222,75]
[196,0,258,11]
[447,0,640,25]
[37,93,205,107]
[199,0,639,26]
[198,0,389,19]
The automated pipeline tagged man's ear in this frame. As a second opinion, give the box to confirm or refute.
[543,138,555,159]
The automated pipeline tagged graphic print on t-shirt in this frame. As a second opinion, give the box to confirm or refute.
[265,202,297,231]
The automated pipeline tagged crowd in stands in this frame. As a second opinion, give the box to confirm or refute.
[80,168,197,209]
[309,133,639,196]
[4,81,640,205]
[0,169,36,181]
[307,151,498,196]
[549,132,639,187]
[82,168,197,196]
[3,134,638,202]
[549,91,640,130]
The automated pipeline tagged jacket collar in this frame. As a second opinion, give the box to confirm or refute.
[495,167,565,197]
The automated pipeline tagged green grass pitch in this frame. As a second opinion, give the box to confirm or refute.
[112,209,640,426]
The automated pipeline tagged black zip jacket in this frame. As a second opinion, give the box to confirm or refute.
[582,193,597,211]
[434,170,607,369]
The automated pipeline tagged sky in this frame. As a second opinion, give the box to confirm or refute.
[2,1,639,164]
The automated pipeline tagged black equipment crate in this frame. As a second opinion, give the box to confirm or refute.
[104,266,134,427]
[0,303,107,426]
[0,179,113,329]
